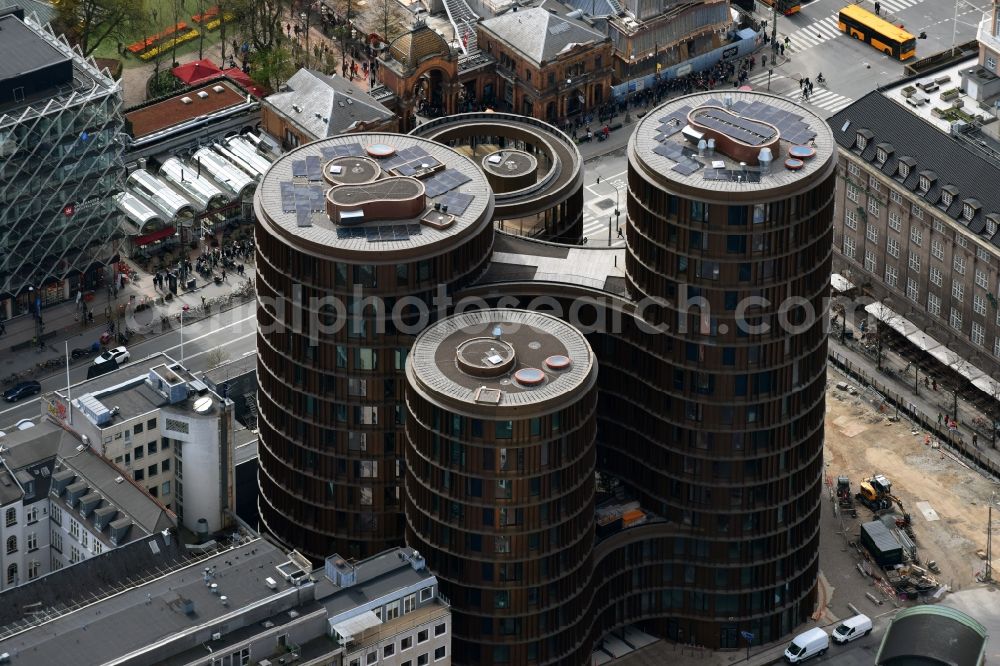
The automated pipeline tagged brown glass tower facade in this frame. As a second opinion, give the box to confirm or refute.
[254,134,495,560]
[405,309,598,665]
[608,92,836,645]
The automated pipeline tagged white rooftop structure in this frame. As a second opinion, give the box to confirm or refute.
[220,135,272,177]
[113,191,167,234]
[193,146,257,200]
[158,156,231,211]
[127,169,195,219]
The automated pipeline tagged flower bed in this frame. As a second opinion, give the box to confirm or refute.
[203,12,234,31]
[127,22,188,55]
[192,6,220,23]
[138,29,200,61]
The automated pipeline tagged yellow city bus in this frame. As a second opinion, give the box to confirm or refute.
[759,0,801,15]
[838,4,917,60]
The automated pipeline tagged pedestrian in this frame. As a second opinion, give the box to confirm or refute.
[762,54,767,68]
[932,379,937,391]
[937,413,942,425]
[874,1,881,15]
[222,269,227,282]
[617,228,624,239]
[800,78,805,90]
[0,319,5,335]
[202,296,206,308]
[780,43,785,56]
[973,433,979,447]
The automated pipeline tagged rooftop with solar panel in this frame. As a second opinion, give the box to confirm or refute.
[631,91,835,190]
[256,134,492,250]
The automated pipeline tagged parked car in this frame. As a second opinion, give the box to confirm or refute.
[831,614,872,644]
[94,346,130,367]
[14,419,35,431]
[784,627,829,663]
[3,380,41,402]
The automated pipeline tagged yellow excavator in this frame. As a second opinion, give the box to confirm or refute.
[857,474,912,528]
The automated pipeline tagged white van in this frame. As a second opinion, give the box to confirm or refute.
[784,627,829,662]
[831,614,872,644]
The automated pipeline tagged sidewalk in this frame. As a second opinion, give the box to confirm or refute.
[0,249,255,383]
[828,328,1000,476]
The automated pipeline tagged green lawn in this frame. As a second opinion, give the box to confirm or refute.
[89,0,231,69]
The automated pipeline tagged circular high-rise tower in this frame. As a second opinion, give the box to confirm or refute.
[405,309,598,665]
[605,91,837,645]
[254,134,494,561]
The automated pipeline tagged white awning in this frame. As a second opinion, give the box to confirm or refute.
[927,345,962,367]
[973,375,1000,398]
[954,363,986,382]
[830,273,856,292]
[904,329,942,354]
[331,611,382,641]
[864,302,919,336]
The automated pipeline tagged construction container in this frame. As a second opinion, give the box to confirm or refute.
[861,520,903,567]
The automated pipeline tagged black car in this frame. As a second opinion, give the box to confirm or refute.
[3,380,41,402]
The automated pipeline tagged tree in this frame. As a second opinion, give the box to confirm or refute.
[170,0,183,66]
[253,45,295,92]
[205,347,230,369]
[374,0,406,48]
[54,0,147,57]
[230,0,287,51]
[196,0,208,60]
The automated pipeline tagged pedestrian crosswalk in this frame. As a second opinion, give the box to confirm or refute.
[784,15,841,54]
[782,0,926,54]
[582,204,625,246]
[746,72,854,116]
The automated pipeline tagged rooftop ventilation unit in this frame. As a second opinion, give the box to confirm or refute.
[213,85,225,93]
[197,91,209,99]
[758,147,773,174]
[181,96,193,104]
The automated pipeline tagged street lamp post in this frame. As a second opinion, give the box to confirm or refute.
[180,304,190,364]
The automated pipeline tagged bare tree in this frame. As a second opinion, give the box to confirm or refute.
[374,0,406,47]
[54,0,147,57]
[230,0,287,51]
[170,0,183,66]
[196,0,208,60]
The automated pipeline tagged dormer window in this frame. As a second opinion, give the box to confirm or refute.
[963,204,975,221]
[856,133,868,150]
[941,191,954,207]
[875,148,887,163]
[918,176,931,192]
[987,216,999,236]
[898,162,910,179]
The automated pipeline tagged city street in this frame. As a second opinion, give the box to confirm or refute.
[753,0,994,118]
[0,301,256,431]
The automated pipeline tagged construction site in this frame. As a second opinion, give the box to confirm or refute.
[824,364,1000,610]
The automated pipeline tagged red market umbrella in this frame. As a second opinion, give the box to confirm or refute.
[172,59,223,85]
[223,68,267,97]
[738,85,753,91]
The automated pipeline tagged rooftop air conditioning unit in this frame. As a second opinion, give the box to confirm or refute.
[197,91,209,99]
[181,97,193,104]
[212,632,222,641]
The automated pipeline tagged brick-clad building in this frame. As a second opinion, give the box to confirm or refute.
[828,91,1000,384]
[478,7,613,123]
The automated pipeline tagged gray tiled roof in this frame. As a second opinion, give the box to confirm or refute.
[265,69,395,140]
[827,91,1000,248]
[480,6,606,66]
[0,0,57,29]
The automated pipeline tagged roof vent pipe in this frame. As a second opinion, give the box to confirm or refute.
[758,147,773,174]
[697,139,707,156]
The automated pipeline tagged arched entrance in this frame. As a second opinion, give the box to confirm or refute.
[414,68,448,117]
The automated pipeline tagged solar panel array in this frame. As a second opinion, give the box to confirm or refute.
[691,108,776,146]
[395,156,444,176]
[725,98,817,146]
[654,105,693,141]
[279,182,327,213]
[335,224,423,242]
[319,143,364,160]
[649,98,819,178]
[703,168,762,183]
[424,169,472,198]
[377,145,431,171]
[435,192,474,216]
[651,142,702,176]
